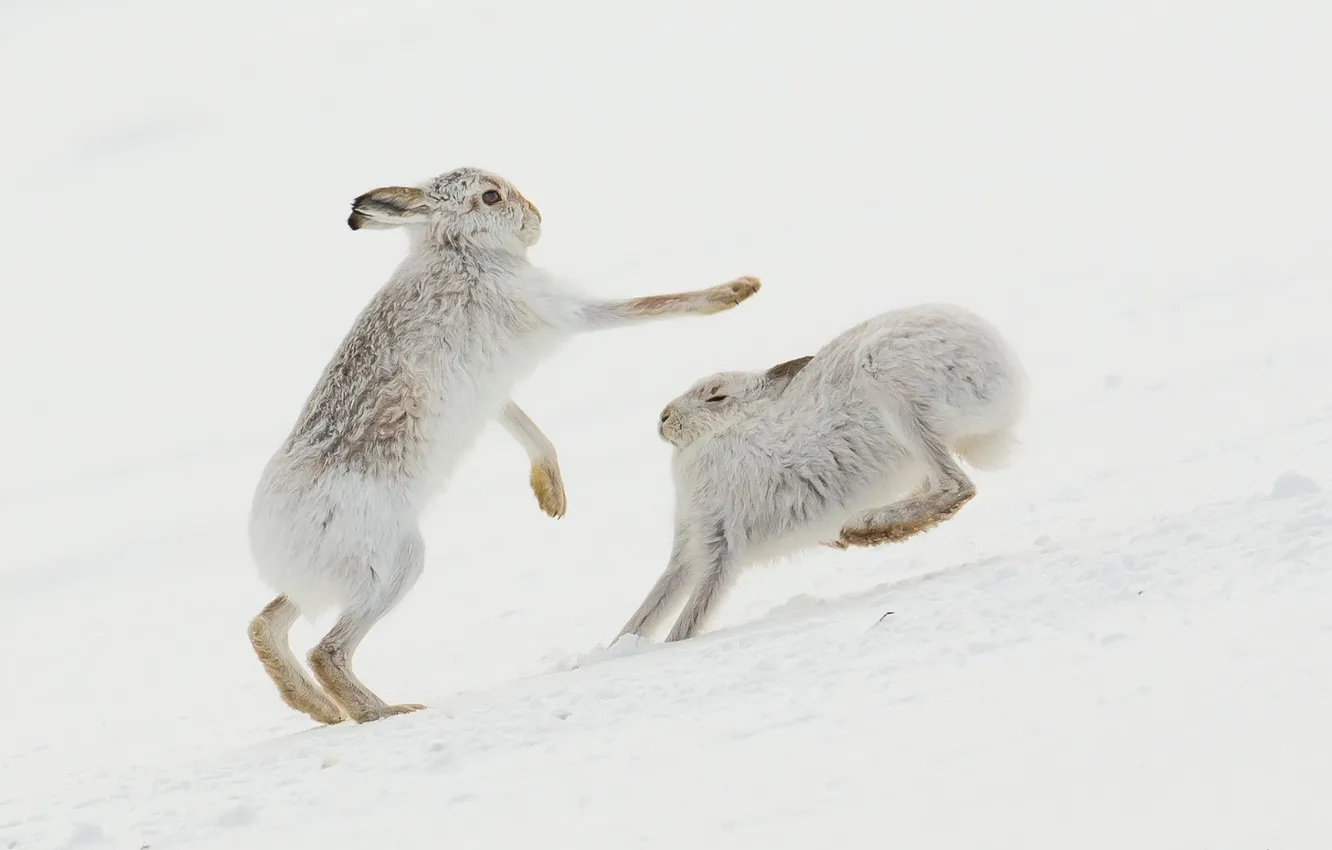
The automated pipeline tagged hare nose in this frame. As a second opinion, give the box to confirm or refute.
[660,408,672,423]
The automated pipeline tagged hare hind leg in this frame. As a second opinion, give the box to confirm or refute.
[838,483,975,548]
[308,535,427,724]
[248,595,346,725]
[839,416,976,549]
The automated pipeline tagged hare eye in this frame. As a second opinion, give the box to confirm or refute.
[481,189,502,205]
[706,395,728,403]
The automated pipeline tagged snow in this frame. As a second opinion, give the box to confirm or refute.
[2,0,1331,847]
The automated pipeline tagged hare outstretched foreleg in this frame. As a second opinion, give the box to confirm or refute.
[308,535,427,724]
[499,401,566,519]
[663,522,736,643]
[248,595,346,725]
[617,532,696,640]
[578,277,760,331]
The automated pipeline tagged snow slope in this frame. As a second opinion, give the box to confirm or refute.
[2,0,1331,847]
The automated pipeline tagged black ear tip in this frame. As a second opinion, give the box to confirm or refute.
[347,211,365,230]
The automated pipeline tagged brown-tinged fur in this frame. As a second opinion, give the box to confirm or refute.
[614,278,761,320]
[347,186,431,230]
[307,638,425,723]
[620,293,701,318]
[247,596,346,725]
[284,291,437,474]
[764,355,815,385]
[837,487,976,548]
[529,459,567,518]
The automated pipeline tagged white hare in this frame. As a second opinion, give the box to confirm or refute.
[616,303,1027,644]
[248,166,761,724]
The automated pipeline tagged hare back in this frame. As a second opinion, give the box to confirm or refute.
[848,303,1028,441]
[277,262,577,497]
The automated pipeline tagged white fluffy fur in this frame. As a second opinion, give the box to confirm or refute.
[247,166,761,723]
[616,303,1028,644]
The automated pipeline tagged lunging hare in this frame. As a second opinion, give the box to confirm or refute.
[248,166,761,723]
[616,303,1026,644]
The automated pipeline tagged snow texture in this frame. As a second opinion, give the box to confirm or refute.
[2,0,1331,848]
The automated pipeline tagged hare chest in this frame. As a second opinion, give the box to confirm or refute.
[413,271,576,494]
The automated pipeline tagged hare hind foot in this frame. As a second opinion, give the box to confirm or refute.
[248,596,347,726]
[349,702,427,724]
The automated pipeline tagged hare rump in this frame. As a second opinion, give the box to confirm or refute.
[247,166,761,724]
[616,303,1028,644]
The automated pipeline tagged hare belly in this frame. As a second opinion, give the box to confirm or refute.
[745,514,848,565]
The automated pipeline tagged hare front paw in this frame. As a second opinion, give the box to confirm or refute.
[701,276,761,313]
[529,458,567,518]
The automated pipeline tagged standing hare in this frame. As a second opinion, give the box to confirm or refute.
[248,166,761,723]
[616,303,1026,644]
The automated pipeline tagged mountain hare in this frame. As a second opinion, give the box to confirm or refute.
[248,166,761,723]
[616,303,1026,644]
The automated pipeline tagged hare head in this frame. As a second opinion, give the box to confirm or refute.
[657,356,814,449]
[347,167,542,251]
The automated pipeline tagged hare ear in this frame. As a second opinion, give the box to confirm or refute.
[347,186,434,231]
[763,355,815,393]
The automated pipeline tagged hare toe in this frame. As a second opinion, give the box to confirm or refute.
[352,702,427,724]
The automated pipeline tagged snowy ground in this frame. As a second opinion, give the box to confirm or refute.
[3,1,1332,848]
